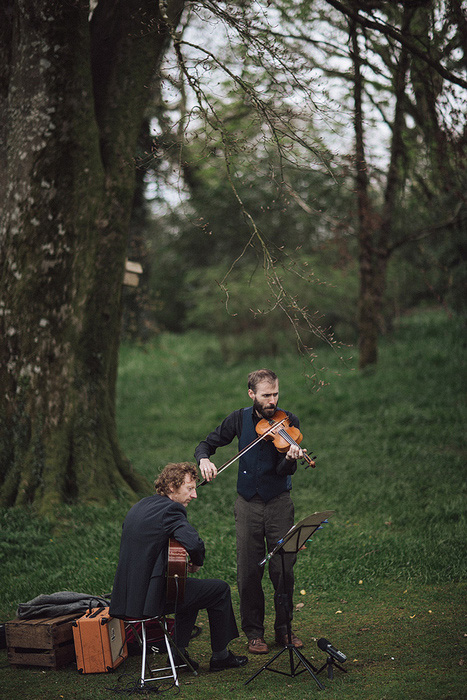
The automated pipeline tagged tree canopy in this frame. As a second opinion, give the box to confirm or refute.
[131,0,466,363]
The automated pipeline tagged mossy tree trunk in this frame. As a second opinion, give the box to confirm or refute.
[0,0,184,513]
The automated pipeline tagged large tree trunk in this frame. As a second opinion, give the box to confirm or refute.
[0,0,184,513]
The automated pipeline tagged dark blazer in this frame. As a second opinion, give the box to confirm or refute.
[109,494,205,619]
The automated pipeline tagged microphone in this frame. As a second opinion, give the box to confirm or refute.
[317,638,347,664]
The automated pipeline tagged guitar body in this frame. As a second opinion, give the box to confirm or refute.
[166,538,188,603]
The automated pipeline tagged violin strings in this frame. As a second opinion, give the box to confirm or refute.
[269,417,311,461]
[268,418,300,448]
[275,424,312,463]
[277,428,299,447]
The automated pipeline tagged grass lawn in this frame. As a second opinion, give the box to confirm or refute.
[0,309,465,698]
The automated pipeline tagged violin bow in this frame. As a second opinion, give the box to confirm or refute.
[198,415,288,487]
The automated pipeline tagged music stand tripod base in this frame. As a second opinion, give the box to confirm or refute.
[244,629,325,689]
[244,510,335,690]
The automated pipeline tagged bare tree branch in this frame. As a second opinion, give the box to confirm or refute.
[325,0,467,89]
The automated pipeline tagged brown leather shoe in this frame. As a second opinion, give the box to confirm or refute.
[248,637,269,654]
[275,631,304,648]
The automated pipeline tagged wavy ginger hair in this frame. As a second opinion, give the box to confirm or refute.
[154,462,198,496]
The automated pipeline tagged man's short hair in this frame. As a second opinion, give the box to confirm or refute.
[247,368,278,392]
[154,462,198,496]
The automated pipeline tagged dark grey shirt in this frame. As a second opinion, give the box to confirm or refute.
[195,407,299,476]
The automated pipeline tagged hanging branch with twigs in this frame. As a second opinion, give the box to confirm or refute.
[157,1,344,374]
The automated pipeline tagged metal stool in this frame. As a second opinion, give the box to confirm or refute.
[123,616,196,689]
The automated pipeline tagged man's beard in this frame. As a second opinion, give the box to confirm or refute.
[253,399,277,420]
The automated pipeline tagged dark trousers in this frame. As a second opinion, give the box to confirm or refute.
[165,577,239,652]
[234,492,296,640]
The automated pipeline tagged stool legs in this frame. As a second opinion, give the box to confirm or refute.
[140,618,179,687]
[164,624,178,686]
[125,616,198,688]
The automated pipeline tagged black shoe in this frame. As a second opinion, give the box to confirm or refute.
[209,650,248,672]
[172,650,199,672]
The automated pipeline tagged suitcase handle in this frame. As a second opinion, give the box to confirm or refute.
[86,597,108,617]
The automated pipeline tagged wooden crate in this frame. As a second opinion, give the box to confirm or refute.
[6,614,78,669]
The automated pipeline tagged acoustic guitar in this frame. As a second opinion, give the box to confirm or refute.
[166,538,188,603]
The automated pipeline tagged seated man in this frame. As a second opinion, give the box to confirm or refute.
[109,461,247,672]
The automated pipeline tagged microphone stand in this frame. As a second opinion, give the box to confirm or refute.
[316,654,347,680]
[244,510,335,690]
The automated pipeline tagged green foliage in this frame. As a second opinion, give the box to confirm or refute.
[183,253,359,361]
[131,0,467,347]
[143,76,358,336]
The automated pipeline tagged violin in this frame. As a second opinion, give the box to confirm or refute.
[199,414,289,486]
[198,410,316,487]
[256,410,316,468]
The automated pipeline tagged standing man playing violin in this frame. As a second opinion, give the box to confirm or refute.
[195,369,313,655]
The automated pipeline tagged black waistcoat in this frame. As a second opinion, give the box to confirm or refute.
[237,407,291,502]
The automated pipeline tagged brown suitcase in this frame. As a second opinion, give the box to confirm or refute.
[72,607,127,673]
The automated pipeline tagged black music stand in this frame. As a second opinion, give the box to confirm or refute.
[244,510,335,689]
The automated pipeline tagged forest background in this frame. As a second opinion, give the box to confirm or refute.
[122,0,466,362]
